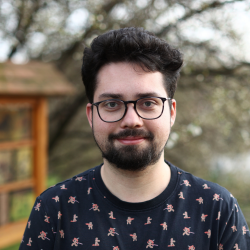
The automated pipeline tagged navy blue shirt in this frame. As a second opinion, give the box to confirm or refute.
[19,162,250,249]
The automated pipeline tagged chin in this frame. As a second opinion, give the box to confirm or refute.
[103,144,163,172]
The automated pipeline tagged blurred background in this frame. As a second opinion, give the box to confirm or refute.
[0,0,250,249]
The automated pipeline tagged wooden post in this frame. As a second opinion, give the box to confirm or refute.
[33,97,48,196]
[0,193,9,226]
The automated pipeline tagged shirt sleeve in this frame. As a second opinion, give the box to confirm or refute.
[19,197,55,249]
[219,199,250,250]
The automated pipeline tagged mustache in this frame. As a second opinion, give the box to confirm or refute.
[108,129,154,141]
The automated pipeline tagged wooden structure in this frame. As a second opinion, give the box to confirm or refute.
[0,61,75,248]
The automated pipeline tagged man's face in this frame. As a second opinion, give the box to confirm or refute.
[86,62,176,171]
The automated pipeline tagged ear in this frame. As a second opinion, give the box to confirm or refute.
[170,99,176,127]
[86,103,93,128]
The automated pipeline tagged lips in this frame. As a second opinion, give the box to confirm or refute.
[116,136,145,145]
[108,129,154,144]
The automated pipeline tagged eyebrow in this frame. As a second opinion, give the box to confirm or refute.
[98,92,162,100]
[136,92,162,98]
[98,93,123,99]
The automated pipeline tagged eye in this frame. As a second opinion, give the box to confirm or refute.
[137,98,161,111]
[106,102,117,108]
[141,99,157,108]
[101,100,123,111]
[143,101,154,107]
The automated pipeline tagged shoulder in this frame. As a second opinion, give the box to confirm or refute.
[37,165,101,206]
[177,165,232,193]
[171,165,250,248]
[169,162,236,210]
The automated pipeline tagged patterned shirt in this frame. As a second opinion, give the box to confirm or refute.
[19,162,250,249]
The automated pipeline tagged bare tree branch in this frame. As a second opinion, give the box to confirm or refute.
[8,0,43,58]
[57,0,126,69]
[156,0,243,37]
[183,59,250,77]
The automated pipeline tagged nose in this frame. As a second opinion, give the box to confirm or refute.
[120,103,143,128]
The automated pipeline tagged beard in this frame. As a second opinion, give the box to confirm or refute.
[93,128,165,171]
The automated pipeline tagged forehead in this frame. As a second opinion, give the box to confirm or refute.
[94,62,167,101]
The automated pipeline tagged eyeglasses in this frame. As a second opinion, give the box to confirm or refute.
[92,96,170,123]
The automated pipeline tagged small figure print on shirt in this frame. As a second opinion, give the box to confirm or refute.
[146,239,158,248]
[87,187,92,194]
[127,217,134,224]
[183,211,190,219]
[235,204,239,212]
[218,243,223,250]
[183,227,195,236]
[168,238,175,247]
[130,233,137,241]
[216,211,221,220]
[27,238,32,246]
[242,226,249,235]
[181,180,191,187]
[213,194,223,201]
[34,202,41,211]
[38,231,50,241]
[92,237,100,246]
[60,184,67,190]
[201,213,208,222]
[89,203,100,212]
[107,228,119,236]
[234,243,240,250]
[163,204,174,212]
[71,238,83,246]
[144,217,152,225]
[196,197,203,204]
[160,222,168,230]
[68,196,79,204]
[86,222,93,230]
[58,211,62,219]
[202,184,210,189]
[75,176,86,181]
[71,214,78,222]
[52,196,59,202]
[204,229,211,238]
[109,211,116,219]
[178,192,185,199]
[44,215,50,223]
[59,230,64,238]
[188,245,195,250]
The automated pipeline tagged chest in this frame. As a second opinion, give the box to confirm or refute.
[53,202,219,250]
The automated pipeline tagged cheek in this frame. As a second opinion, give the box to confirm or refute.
[146,120,166,136]
[146,115,171,141]
[153,112,171,129]
[93,114,116,135]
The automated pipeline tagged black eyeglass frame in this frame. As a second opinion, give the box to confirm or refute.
[91,96,171,123]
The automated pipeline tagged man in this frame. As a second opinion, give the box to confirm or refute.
[19,27,250,249]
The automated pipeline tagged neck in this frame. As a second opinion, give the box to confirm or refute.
[101,154,171,203]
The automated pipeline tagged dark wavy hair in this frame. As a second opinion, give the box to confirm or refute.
[81,27,183,103]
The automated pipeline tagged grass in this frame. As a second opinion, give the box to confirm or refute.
[1,243,20,250]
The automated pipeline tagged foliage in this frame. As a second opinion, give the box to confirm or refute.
[1,243,19,250]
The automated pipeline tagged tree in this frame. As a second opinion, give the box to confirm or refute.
[1,0,250,190]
